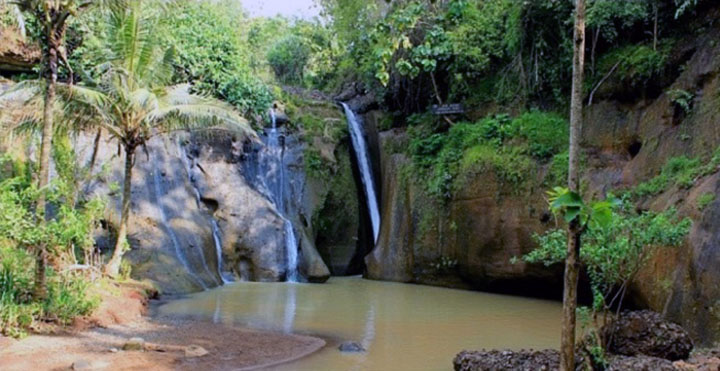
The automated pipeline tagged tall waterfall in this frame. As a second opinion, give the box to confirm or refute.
[341,103,381,243]
[247,109,300,282]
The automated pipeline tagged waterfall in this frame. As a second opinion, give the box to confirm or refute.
[284,219,298,282]
[245,108,300,282]
[151,168,208,289]
[341,103,381,243]
[177,141,228,285]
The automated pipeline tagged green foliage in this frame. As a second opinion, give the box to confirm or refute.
[267,35,311,85]
[0,170,102,337]
[1,246,99,337]
[596,43,670,90]
[524,199,691,313]
[304,148,331,179]
[155,0,273,117]
[697,193,716,211]
[587,0,649,44]
[668,89,694,115]
[407,111,567,200]
[633,149,720,197]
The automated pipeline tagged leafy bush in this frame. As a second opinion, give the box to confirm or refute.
[508,111,569,159]
[697,193,716,211]
[0,247,98,337]
[668,89,694,116]
[633,149,720,197]
[0,166,102,337]
[596,43,670,90]
[524,200,691,313]
[407,110,567,200]
[218,76,274,118]
[267,35,312,85]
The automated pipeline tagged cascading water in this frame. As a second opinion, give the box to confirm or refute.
[246,109,300,282]
[151,168,208,289]
[341,103,381,243]
[284,219,298,282]
[178,141,229,284]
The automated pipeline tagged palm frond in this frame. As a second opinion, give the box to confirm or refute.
[147,86,256,141]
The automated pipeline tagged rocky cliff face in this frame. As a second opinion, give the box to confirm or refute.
[365,13,720,345]
[77,127,333,293]
[365,130,563,294]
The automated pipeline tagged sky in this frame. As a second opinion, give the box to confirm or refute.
[241,0,321,19]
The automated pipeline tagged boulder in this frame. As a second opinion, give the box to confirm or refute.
[453,350,559,371]
[606,355,676,371]
[122,337,145,351]
[70,360,92,370]
[338,342,366,353]
[184,345,209,358]
[603,310,693,361]
[298,228,330,283]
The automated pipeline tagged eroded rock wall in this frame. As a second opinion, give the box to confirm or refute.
[366,12,720,345]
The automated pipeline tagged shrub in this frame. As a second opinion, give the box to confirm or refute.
[524,201,691,314]
[508,111,569,159]
[0,247,98,336]
[632,150,720,197]
[668,89,694,116]
[267,35,311,85]
[697,193,716,211]
[596,43,670,90]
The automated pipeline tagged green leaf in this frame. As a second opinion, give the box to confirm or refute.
[564,206,581,223]
[551,191,585,211]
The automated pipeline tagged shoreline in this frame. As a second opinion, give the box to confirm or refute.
[0,282,326,371]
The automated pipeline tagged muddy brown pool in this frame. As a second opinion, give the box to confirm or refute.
[157,276,561,370]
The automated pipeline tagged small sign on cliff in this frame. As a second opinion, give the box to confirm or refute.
[431,104,465,115]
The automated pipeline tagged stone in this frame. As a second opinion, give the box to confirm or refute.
[70,360,92,370]
[603,310,693,361]
[453,349,559,371]
[122,337,145,351]
[338,342,365,353]
[606,355,676,371]
[184,345,209,358]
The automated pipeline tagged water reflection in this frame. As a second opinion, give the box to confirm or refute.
[158,277,561,370]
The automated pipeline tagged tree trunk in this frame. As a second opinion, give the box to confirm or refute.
[89,129,102,172]
[33,36,60,300]
[104,146,134,277]
[653,1,659,51]
[561,0,586,370]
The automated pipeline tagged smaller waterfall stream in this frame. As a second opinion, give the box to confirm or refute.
[151,168,208,289]
[341,103,381,243]
[178,141,228,285]
[248,109,300,282]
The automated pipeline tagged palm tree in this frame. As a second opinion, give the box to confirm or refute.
[8,0,98,299]
[2,0,256,278]
[561,0,587,370]
[68,0,256,277]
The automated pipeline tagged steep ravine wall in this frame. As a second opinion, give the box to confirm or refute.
[365,22,720,345]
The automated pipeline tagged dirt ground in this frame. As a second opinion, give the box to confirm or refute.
[0,282,325,371]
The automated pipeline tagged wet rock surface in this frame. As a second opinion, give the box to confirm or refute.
[453,349,559,371]
[606,355,676,371]
[604,310,693,361]
[338,342,366,353]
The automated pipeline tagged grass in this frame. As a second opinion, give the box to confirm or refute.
[633,147,720,197]
[697,193,716,211]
